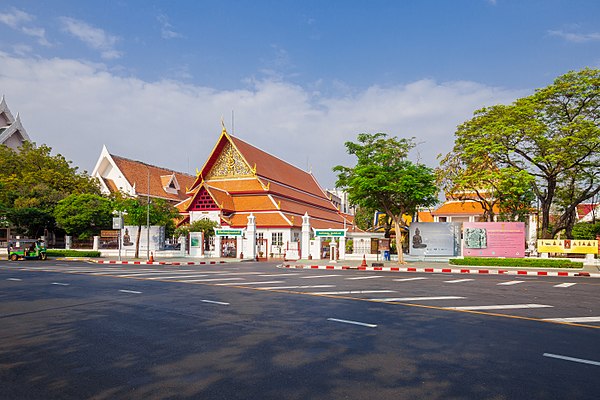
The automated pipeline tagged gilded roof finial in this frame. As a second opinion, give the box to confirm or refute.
[221,117,227,135]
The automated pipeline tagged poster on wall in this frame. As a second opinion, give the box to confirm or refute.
[463,222,525,258]
[537,239,598,254]
[409,222,461,256]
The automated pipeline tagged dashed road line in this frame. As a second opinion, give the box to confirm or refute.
[393,277,429,282]
[6,278,22,281]
[215,280,285,286]
[180,277,244,283]
[444,278,474,284]
[372,296,465,302]
[497,280,525,286]
[543,353,600,367]
[201,299,230,305]
[51,282,70,286]
[300,274,341,279]
[448,304,553,311]
[345,275,383,280]
[119,289,142,294]
[310,290,395,295]
[543,316,600,323]
[553,282,577,288]
[257,285,335,290]
[327,318,377,328]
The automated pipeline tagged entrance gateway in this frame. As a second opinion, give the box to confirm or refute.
[313,229,347,262]
[215,228,244,258]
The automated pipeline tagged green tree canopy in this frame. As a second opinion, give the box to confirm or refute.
[54,193,113,239]
[0,142,100,237]
[334,133,438,263]
[114,194,180,258]
[441,68,600,238]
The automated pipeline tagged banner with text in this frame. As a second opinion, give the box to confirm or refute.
[462,222,525,258]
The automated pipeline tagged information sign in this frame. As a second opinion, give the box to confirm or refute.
[214,229,244,237]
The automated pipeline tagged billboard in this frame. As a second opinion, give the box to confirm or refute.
[409,222,461,256]
[537,239,598,254]
[463,222,525,258]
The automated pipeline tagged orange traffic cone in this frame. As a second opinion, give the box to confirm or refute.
[149,252,154,263]
[360,254,367,268]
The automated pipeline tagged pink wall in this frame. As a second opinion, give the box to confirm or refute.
[463,222,525,258]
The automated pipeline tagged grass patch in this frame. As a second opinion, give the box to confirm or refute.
[47,249,101,258]
[450,257,583,269]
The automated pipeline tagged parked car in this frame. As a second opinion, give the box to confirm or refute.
[7,239,47,261]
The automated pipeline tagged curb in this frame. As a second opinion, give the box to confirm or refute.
[280,264,600,278]
[91,260,227,266]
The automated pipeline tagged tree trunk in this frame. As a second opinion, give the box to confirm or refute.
[135,224,142,258]
[393,218,404,264]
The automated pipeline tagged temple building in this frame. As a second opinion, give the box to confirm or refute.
[179,127,354,260]
[0,96,30,150]
[91,145,195,205]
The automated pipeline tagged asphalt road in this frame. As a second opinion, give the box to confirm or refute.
[1,260,599,399]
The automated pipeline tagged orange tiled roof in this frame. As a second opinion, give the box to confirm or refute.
[112,155,195,202]
[432,201,499,215]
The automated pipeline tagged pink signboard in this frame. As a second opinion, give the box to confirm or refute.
[462,222,525,258]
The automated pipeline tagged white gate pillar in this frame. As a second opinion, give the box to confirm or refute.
[246,213,257,259]
[301,212,312,259]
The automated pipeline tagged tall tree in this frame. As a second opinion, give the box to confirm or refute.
[115,195,180,258]
[54,193,113,239]
[0,142,100,237]
[443,68,600,238]
[334,133,438,263]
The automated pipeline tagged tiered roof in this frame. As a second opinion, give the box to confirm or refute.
[183,129,352,229]
[0,96,30,150]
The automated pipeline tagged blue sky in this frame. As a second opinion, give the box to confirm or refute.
[1,0,599,187]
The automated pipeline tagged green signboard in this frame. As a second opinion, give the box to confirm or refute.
[314,229,346,237]
[214,229,244,237]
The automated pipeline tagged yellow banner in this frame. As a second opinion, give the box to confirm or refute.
[537,239,598,254]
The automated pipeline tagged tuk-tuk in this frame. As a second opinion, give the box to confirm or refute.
[7,239,47,261]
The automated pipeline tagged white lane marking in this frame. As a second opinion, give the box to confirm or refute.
[201,299,230,306]
[345,276,383,280]
[543,316,600,323]
[497,280,525,286]
[327,318,377,328]
[215,280,284,286]
[543,353,600,367]
[448,304,553,311]
[180,277,244,283]
[301,274,341,279]
[146,275,209,280]
[6,278,22,281]
[258,273,301,277]
[372,296,465,302]
[257,285,335,290]
[119,289,142,294]
[444,279,474,284]
[310,290,395,295]
[51,282,70,286]
[553,282,577,288]
[393,277,429,282]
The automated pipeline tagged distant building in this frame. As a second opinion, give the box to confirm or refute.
[91,145,196,205]
[0,96,30,150]
[325,189,355,215]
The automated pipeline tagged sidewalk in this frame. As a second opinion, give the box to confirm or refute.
[60,255,600,278]
[280,257,600,278]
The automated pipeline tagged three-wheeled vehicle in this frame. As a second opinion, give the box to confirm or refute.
[7,239,47,261]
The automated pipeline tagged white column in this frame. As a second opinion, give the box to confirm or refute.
[301,212,311,259]
[246,213,257,259]
[214,235,221,258]
[93,236,99,251]
[339,236,346,260]
[65,235,72,250]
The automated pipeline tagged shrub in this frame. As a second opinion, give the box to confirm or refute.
[46,250,101,258]
[449,257,583,269]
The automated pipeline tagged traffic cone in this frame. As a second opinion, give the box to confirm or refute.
[360,254,367,268]
[149,252,154,263]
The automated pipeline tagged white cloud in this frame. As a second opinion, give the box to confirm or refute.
[59,17,122,59]
[0,7,50,46]
[157,14,182,39]
[548,29,600,43]
[0,52,524,188]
